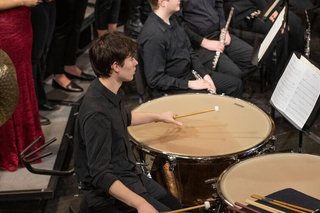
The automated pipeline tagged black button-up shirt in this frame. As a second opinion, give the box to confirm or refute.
[138,12,208,98]
[74,79,145,208]
[180,0,227,47]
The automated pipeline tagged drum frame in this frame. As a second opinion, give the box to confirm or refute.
[130,93,275,166]
[129,93,276,206]
[215,153,318,210]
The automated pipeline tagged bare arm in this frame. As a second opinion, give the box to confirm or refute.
[0,0,41,11]
[131,111,182,126]
[109,180,158,213]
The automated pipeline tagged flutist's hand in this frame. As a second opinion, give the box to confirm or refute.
[188,78,216,93]
[224,31,231,46]
[201,38,224,53]
[269,10,278,22]
[203,75,217,93]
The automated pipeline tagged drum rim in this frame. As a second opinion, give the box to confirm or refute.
[129,93,275,160]
[215,152,320,207]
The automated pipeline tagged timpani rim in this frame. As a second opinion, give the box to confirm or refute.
[215,152,320,208]
[129,93,275,161]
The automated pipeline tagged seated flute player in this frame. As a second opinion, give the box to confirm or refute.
[224,0,304,83]
[73,32,182,213]
[137,0,243,99]
[179,0,257,80]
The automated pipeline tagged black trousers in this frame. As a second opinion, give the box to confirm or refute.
[31,2,56,105]
[235,10,304,82]
[47,0,88,75]
[195,34,257,80]
[94,0,121,30]
[90,175,182,213]
[151,69,243,99]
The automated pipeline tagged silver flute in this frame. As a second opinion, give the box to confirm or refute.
[192,70,216,94]
[304,10,311,58]
[212,7,234,70]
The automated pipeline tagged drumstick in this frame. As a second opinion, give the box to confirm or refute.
[252,194,313,213]
[162,201,211,213]
[245,199,286,213]
[173,106,219,119]
[227,206,247,213]
[235,202,262,213]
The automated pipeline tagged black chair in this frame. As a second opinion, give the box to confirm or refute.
[135,51,150,103]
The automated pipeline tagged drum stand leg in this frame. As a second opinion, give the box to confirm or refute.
[299,131,303,153]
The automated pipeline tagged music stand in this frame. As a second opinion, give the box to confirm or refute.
[251,2,289,120]
[270,52,320,153]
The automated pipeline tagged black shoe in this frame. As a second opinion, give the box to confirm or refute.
[40,114,50,125]
[52,79,84,92]
[64,71,95,81]
[39,102,60,111]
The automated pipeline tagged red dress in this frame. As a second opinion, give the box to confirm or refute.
[0,7,44,171]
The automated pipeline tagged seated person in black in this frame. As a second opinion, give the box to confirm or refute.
[138,0,242,99]
[74,32,182,213]
[224,0,304,82]
[179,0,257,80]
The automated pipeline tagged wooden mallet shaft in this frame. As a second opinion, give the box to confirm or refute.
[173,106,219,119]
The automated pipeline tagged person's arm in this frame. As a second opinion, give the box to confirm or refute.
[141,33,188,91]
[109,181,158,213]
[83,113,119,194]
[131,111,182,126]
[178,8,225,52]
[0,0,41,10]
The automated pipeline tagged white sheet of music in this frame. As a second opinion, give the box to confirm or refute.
[258,6,286,61]
[271,53,320,129]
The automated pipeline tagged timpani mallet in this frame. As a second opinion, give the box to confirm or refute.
[173,106,219,119]
[162,201,211,213]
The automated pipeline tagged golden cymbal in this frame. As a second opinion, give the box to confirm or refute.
[0,49,19,127]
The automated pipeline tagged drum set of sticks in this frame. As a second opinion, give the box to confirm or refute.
[162,195,319,213]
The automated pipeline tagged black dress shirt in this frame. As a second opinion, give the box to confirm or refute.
[74,79,146,208]
[180,0,226,47]
[137,12,208,98]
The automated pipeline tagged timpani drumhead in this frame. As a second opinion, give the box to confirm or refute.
[128,94,273,157]
[217,153,320,206]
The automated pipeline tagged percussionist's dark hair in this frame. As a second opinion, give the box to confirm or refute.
[89,32,138,78]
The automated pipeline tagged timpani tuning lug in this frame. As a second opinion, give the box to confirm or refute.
[230,155,238,161]
[168,155,177,171]
[205,177,218,184]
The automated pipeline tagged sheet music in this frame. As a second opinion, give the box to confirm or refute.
[258,6,286,61]
[271,53,320,129]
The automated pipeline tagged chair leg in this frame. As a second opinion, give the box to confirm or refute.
[260,63,266,93]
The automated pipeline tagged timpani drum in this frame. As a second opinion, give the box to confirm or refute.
[216,153,320,211]
[128,93,275,206]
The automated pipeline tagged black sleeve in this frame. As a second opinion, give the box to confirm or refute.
[179,5,205,47]
[141,33,188,90]
[217,0,226,29]
[126,110,132,126]
[84,112,118,194]
[174,12,209,78]
[188,39,209,78]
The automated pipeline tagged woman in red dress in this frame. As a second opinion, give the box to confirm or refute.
[0,0,45,171]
